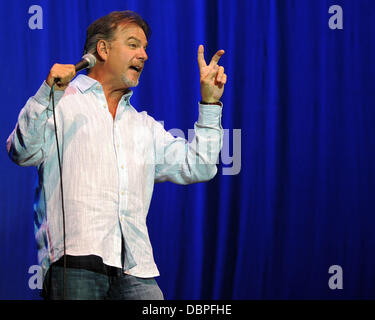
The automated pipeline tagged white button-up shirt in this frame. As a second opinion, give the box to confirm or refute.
[6,75,223,278]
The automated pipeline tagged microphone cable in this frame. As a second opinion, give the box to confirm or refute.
[49,83,67,300]
[46,54,95,300]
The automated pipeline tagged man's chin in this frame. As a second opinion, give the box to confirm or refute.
[122,75,139,88]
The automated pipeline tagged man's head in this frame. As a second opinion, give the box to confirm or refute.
[83,11,150,89]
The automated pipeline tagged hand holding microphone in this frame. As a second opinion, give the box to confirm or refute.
[46,53,96,90]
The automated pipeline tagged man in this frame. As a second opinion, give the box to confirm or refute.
[6,10,227,300]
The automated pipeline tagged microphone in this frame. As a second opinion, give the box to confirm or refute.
[54,53,96,84]
[74,53,97,72]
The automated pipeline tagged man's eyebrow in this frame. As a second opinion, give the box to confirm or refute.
[127,36,148,47]
[127,36,140,42]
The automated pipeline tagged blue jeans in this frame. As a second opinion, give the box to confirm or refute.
[42,257,164,300]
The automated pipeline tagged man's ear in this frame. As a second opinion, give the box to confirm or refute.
[96,40,110,61]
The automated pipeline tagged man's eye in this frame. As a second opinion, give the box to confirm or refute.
[129,43,137,48]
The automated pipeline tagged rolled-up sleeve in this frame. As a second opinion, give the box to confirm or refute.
[154,102,223,184]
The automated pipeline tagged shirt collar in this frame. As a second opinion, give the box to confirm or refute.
[71,74,134,101]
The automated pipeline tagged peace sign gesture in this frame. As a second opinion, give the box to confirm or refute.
[197,44,227,104]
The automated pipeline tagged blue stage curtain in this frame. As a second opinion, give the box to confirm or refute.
[0,0,374,299]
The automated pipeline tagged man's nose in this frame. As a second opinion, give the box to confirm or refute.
[138,47,148,61]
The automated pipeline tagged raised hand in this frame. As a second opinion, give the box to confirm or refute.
[197,44,227,104]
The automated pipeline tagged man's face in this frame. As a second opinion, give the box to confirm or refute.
[106,23,148,89]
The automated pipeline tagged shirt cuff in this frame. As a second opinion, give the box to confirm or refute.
[33,81,65,107]
[197,102,223,127]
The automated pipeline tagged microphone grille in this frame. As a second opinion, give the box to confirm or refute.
[82,53,96,68]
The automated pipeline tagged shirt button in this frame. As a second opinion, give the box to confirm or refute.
[121,165,124,169]
[103,105,106,108]
[121,191,125,196]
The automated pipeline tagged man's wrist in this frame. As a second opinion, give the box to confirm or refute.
[200,100,221,106]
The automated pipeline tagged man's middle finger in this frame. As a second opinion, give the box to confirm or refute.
[208,50,225,67]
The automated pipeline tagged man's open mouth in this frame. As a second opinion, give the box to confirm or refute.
[129,66,142,73]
